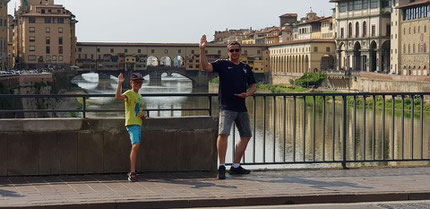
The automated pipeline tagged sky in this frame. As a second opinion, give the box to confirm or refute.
[8,0,335,43]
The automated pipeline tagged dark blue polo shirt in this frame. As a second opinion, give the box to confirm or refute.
[211,59,256,112]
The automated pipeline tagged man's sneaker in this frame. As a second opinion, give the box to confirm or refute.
[218,166,226,180]
[128,172,137,182]
[229,165,251,175]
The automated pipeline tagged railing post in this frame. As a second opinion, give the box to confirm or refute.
[342,95,348,169]
[209,96,212,116]
[82,96,86,118]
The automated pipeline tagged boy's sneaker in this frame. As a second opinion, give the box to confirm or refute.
[128,172,137,182]
[229,165,251,175]
[218,166,226,180]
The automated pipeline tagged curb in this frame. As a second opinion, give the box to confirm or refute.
[4,192,430,209]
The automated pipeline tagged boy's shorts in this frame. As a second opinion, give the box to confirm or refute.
[218,109,252,138]
[126,125,142,145]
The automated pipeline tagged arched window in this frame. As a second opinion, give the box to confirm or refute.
[355,22,360,37]
[349,23,353,38]
[363,21,367,37]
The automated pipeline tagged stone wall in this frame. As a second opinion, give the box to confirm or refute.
[271,73,301,85]
[0,117,218,176]
[351,72,430,92]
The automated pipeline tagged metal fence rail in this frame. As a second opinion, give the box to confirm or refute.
[1,92,429,167]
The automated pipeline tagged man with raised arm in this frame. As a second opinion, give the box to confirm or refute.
[199,35,257,180]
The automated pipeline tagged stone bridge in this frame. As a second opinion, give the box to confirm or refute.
[74,66,217,91]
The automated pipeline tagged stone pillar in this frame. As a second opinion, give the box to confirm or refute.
[336,50,341,71]
[377,50,383,72]
[361,50,370,72]
[149,71,162,86]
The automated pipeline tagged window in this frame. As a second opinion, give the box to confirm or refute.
[314,47,318,52]
[58,27,63,33]
[46,27,50,33]
[191,50,195,54]
[58,18,64,24]
[348,1,354,11]
[46,46,50,54]
[97,48,100,52]
[151,49,155,53]
[29,36,35,42]
[28,55,37,61]
[45,18,51,23]
[326,47,331,52]
[363,21,367,37]
[355,22,360,37]
[110,48,114,53]
[339,2,347,12]
[124,49,128,53]
[29,17,35,23]
[78,48,82,52]
[370,0,378,8]
[386,24,391,36]
[52,55,57,61]
[138,49,141,53]
[372,25,376,36]
[29,27,35,33]
[348,23,353,38]
[362,0,368,9]
[381,0,391,8]
[29,46,35,51]
[59,46,63,54]
[341,28,345,38]
[354,0,362,10]
[46,37,50,45]
[164,49,168,54]
[178,49,182,53]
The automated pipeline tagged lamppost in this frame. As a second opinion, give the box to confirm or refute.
[95,46,98,71]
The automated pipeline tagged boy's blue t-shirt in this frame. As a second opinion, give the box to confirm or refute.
[211,60,256,112]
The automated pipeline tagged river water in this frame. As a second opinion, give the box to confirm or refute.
[71,73,430,169]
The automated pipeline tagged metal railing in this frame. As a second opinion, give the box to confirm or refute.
[1,92,430,168]
[0,93,217,118]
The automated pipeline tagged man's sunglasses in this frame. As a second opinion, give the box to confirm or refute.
[229,49,240,53]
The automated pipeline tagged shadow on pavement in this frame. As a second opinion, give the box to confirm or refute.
[0,189,23,197]
[242,174,373,191]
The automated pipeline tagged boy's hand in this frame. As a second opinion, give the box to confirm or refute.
[118,73,125,84]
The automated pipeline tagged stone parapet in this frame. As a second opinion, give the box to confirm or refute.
[0,117,218,176]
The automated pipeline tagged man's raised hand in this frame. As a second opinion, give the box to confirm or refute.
[200,35,207,50]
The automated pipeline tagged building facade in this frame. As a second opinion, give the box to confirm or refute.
[13,0,77,70]
[7,14,13,69]
[397,0,430,76]
[0,0,9,70]
[331,0,392,73]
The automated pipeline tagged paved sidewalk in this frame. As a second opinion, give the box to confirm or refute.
[2,167,430,208]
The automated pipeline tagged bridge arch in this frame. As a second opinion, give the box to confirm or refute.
[147,56,159,67]
[160,56,172,67]
[173,56,185,67]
